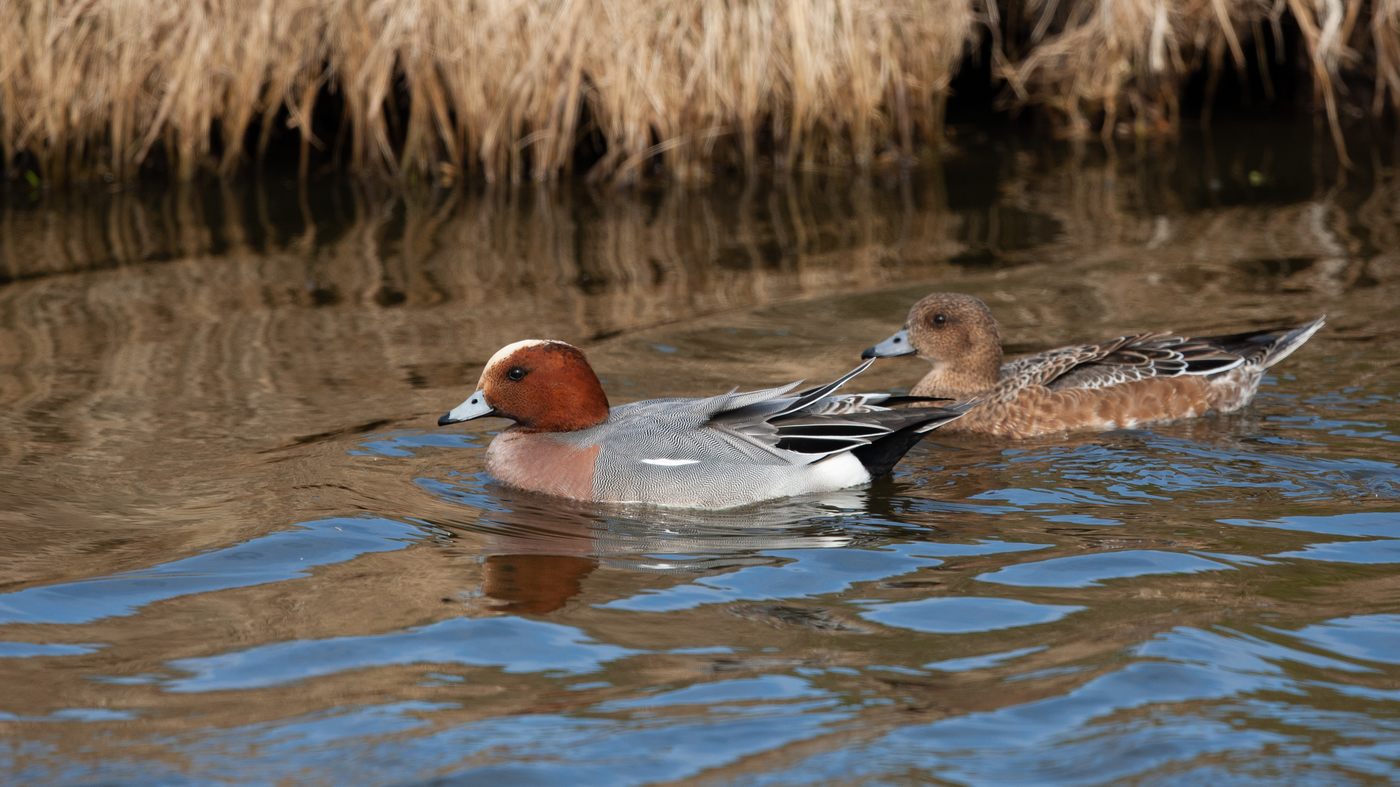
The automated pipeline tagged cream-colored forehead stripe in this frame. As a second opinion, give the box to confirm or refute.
[482,339,570,373]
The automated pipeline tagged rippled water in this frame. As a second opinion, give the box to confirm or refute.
[3,126,1399,783]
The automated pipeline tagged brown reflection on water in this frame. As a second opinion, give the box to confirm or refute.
[483,554,598,614]
[2,131,1399,780]
[0,178,964,588]
[5,509,1390,779]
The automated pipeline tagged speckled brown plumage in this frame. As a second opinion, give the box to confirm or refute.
[863,293,1325,438]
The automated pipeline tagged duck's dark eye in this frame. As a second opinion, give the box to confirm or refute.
[932,313,948,327]
[507,366,526,381]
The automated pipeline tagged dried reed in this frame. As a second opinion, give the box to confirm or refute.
[0,0,974,184]
[999,0,1386,157]
[1372,0,1400,113]
[2,0,1398,184]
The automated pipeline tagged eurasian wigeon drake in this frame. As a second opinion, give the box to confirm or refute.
[862,293,1324,438]
[437,340,970,508]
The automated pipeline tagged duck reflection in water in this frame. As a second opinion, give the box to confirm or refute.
[426,478,874,615]
[482,553,598,614]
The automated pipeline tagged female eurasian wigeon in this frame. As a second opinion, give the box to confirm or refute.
[438,340,970,508]
[862,293,1324,438]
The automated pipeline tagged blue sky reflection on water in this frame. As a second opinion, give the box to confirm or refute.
[3,136,1400,783]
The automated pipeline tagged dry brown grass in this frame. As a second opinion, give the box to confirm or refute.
[2,0,1400,184]
[996,0,1390,157]
[0,0,974,184]
[1373,0,1400,113]
[996,0,1263,138]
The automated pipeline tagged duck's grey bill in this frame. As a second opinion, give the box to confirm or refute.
[438,390,493,426]
[862,328,915,359]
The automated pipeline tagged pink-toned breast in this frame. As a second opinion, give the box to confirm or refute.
[486,431,599,501]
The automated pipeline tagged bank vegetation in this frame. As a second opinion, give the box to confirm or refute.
[1,0,1397,184]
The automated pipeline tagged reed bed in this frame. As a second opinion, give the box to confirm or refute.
[999,0,1389,149]
[0,0,972,183]
[1,0,1398,184]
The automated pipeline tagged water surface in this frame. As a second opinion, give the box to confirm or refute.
[2,126,1398,783]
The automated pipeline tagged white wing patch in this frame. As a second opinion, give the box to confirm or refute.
[641,458,702,466]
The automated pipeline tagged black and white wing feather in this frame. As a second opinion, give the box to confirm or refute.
[707,361,969,464]
[1005,332,1250,393]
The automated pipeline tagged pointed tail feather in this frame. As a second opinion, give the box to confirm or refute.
[1259,316,1325,369]
[770,358,876,419]
[847,401,973,478]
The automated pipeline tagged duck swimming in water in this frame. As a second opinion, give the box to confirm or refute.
[862,292,1324,438]
[439,340,970,507]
